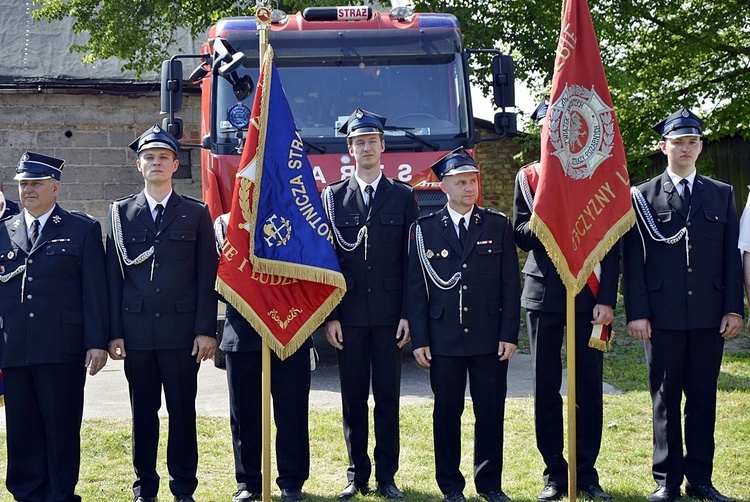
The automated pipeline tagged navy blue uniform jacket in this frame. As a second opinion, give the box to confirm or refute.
[0,206,108,367]
[106,191,218,349]
[623,172,743,329]
[407,206,521,356]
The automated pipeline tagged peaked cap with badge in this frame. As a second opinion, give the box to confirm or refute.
[653,107,704,139]
[530,98,550,125]
[430,147,480,181]
[14,151,65,181]
[338,107,387,138]
[129,124,180,154]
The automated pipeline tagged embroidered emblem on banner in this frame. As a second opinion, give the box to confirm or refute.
[263,214,292,247]
[548,84,615,180]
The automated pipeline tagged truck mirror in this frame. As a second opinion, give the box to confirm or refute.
[161,117,184,140]
[494,112,517,137]
[161,60,183,113]
[492,55,515,109]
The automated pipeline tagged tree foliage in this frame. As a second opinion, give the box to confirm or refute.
[412,0,750,165]
[34,0,750,164]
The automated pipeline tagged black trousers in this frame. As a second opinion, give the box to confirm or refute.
[4,363,85,502]
[336,324,402,485]
[430,353,508,495]
[124,349,200,498]
[527,309,604,487]
[646,327,724,489]
[225,348,311,492]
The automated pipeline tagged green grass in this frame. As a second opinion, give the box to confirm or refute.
[0,301,748,501]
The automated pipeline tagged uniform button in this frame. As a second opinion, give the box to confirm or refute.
[462,263,467,269]
[61,248,66,253]
[687,268,692,273]
[462,285,468,290]
[155,263,160,268]
[688,245,692,250]
[367,266,372,271]
[26,294,32,300]
[463,328,469,333]
[28,258,33,264]
[367,288,372,293]
[686,221,691,227]
[155,313,161,318]
[29,312,35,318]
[688,291,693,296]
[155,239,160,244]
[156,288,161,293]
[463,307,469,312]
[27,276,33,281]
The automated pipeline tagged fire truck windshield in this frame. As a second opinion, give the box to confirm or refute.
[213,54,469,152]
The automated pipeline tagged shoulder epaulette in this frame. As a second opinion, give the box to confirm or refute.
[417,211,438,221]
[484,207,508,218]
[69,210,96,221]
[181,194,207,205]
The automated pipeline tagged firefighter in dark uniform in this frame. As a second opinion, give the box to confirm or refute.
[214,214,311,502]
[106,126,218,502]
[407,148,520,502]
[0,152,109,501]
[322,108,419,500]
[623,108,743,502]
[514,100,617,502]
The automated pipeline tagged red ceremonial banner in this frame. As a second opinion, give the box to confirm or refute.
[216,47,346,360]
[530,0,635,295]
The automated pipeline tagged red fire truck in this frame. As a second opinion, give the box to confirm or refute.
[160,5,515,219]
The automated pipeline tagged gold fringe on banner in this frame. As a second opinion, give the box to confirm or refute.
[530,207,635,295]
[216,276,344,360]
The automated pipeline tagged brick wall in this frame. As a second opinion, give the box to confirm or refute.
[474,121,521,216]
[0,90,201,226]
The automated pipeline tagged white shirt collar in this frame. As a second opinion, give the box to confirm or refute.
[666,169,696,192]
[446,204,474,231]
[24,205,56,237]
[144,190,173,213]
[354,173,382,197]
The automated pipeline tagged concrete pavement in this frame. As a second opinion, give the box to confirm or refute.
[0,341,619,424]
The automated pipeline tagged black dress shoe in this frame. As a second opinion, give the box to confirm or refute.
[134,498,158,502]
[648,486,679,502]
[377,482,404,499]
[233,490,261,502]
[538,485,566,501]
[579,484,613,500]
[281,488,304,501]
[686,484,736,502]
[174,497,195,502]
[479,490,512,502]
[338,482,369,500]
[444,492,467,502]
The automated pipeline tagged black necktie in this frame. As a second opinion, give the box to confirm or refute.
[154,203,164,229]
[680,179,691,207]
[458,217,467,250]
[364,185,374,214]
[30,219,40,244]
[364,185,374,208]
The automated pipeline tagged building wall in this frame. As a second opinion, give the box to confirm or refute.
[0,90,201,226]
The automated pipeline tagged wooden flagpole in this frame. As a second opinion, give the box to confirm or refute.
[257,5,272,501]
[567,291,577,501]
